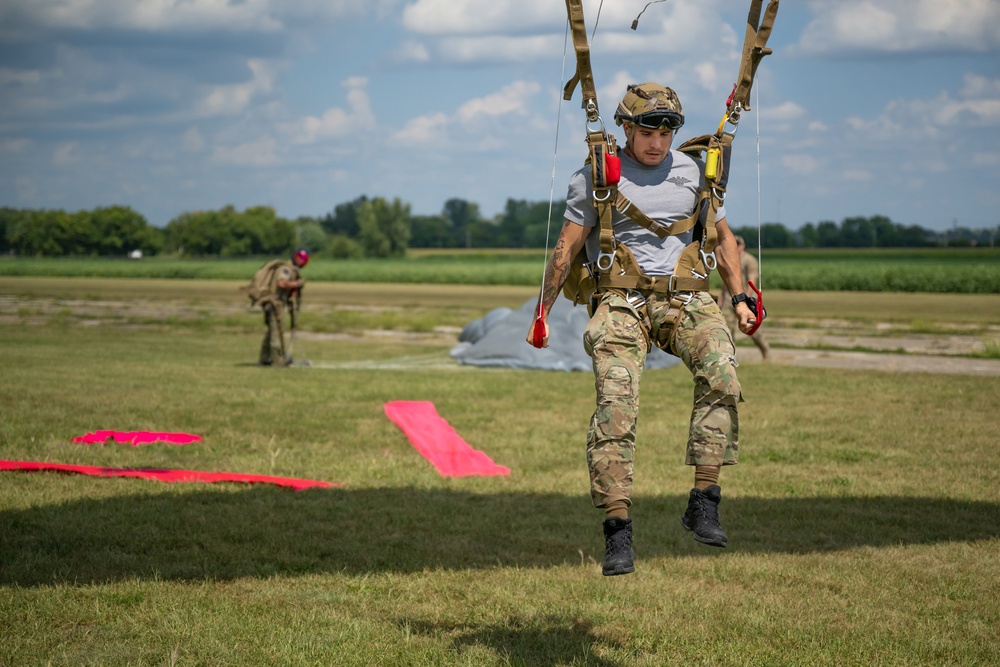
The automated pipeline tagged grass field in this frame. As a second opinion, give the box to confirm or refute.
[3,246,1000,292]
[2,278,999,666]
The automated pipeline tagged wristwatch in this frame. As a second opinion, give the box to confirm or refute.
[731,293,749,308]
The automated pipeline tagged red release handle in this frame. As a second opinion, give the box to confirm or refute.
[605,154,621,185]
[531,302,546,348]
[746,280,765,336]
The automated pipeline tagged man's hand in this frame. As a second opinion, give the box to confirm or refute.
[736,302,756,334]
[526,303,549,348]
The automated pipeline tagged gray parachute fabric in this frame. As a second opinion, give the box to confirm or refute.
[450,294,681,372]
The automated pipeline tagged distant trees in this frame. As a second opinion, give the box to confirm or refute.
[319,196,408,258]
[163,205,295,257]
[1,205,163,257]
[2,201,995,258]
[734,215,940,249]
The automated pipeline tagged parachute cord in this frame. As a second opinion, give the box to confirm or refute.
[631,0,669,31]
[592,0,606,44]
[754,74,762,284]
[539,17,572,295]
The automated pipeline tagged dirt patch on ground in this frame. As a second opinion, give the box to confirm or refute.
[3,293,999,376]
[737,347,1000,376]
[733,321,1000,375]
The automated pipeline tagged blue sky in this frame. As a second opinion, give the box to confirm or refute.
[1,0,998,232]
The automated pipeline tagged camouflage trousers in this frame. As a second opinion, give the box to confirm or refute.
[259,302,288,366]
[582,290,742,510]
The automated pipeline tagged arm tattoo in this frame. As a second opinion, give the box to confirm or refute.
[541,230,572,311]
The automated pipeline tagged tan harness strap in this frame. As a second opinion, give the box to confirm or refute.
[563,0,599,119]
[730,0,779,113]
[615,190,705,240]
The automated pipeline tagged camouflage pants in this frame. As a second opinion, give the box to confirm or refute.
[582,290,742,510]
[259,302,288,366]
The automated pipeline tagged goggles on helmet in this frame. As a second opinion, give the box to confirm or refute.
[631,110,684,131]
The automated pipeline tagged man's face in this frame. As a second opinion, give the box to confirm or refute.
[626,125,673,166]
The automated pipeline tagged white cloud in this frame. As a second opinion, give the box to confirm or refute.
[0,67,43,86]
[795,0,1000,56]
[393,112,450,145]
[402,0,564,35]
[391,80,541,147]
[182,127,205,152]
[197,59,276,117]
[0,138,32,153]
[762,100,809,124]
[455,80,540,123]
[973,152,1000,166]
[4,0,276,32]
[846,74,1000,139]
[402,0,736,64]
[781,153,819,174]
[961,73,1000,99]
[933,98,1000,126]
[53,141,80,165]
[211,135,279,166]
[391,40,432,64]
[841,169,874,182]
[15,177,37,201]
[288,77,375,144]
[435,35,560,63]
[0,0,390,33]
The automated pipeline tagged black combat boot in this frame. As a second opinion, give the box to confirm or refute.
[602,517,635,576]
[681,485,728,547]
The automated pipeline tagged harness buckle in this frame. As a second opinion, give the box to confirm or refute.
[596,251,615,272]
[700,250,718,271]
[624,289,647,310]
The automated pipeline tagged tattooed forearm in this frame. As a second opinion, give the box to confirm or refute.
[541,234,571,310]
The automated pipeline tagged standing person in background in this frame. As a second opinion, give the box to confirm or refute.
[718,236,769,361]
[527,83,762,576]
[244,247,308,367]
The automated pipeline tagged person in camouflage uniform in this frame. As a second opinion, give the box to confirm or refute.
[527,83,760,576]
[247,248,308,367]
[718,235,770,361]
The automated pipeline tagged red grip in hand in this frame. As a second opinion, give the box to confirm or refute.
[746,280,765,336]
[531,303,546,349]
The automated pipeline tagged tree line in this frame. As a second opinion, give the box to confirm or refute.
[1,199,996,258]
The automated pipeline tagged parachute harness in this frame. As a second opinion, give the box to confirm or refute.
[538,0,778,348]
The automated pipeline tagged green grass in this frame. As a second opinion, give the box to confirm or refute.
[3,247,1000,292]
[1,279,999,666]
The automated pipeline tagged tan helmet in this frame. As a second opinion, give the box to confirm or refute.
[614,82,684,131]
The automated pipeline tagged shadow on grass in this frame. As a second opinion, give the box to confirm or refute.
[2,485,998,586]
[401,616,621,667]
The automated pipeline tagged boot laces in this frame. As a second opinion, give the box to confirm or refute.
[697,494,720,524]
[606,524,631,552]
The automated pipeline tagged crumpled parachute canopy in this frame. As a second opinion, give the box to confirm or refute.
[614,82,684,129]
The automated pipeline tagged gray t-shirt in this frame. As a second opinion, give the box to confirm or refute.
[564,150,726,277]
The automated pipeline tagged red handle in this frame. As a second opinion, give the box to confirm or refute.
[531,302,546,348]
[746,280,765,336]
[605,154,621,185]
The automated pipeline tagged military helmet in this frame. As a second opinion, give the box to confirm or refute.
[614,82,684,131]
[292,247,310,267]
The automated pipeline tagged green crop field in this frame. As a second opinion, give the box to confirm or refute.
[2,246,999,292]
[1,276,999,666]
